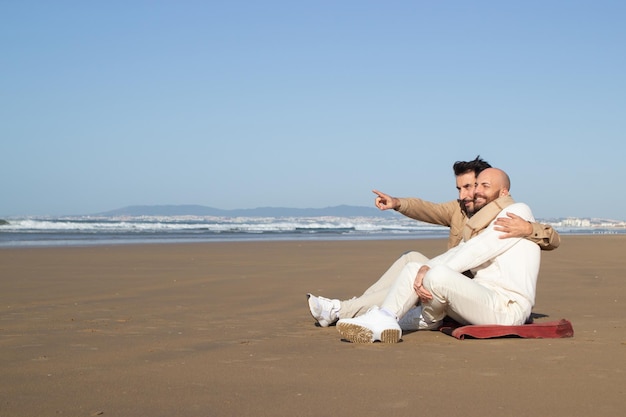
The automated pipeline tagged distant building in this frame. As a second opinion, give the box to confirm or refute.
[562,217,592,227]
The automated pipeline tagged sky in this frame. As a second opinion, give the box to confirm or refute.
[2,1,625,220]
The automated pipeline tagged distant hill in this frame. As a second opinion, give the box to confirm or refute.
[96,204,397,218]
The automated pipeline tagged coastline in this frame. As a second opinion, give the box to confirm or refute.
[2,213,624,248]
[1,236,624,416]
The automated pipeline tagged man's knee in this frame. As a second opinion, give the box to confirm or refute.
[423,265,455,291]
[401,251,429,264]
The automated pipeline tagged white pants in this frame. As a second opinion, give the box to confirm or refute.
[339,251,429,319]
[381,263,530,326]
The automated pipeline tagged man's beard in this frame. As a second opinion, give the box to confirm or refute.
[473,192,499,212]
[459,199,475,218]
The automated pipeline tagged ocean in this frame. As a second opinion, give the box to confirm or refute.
[0,215,620,248]
[0,215,449,248]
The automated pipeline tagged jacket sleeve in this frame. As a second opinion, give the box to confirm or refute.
[396,199,459,227]
[528,222,561,250]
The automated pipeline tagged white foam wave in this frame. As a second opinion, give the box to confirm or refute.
[0,216,446,234]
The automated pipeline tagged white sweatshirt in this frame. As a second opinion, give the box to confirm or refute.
[426,202,541,308]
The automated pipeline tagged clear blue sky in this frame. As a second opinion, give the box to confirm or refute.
[2,1,625,219]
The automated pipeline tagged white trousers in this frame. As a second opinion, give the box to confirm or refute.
[380,263,530,326]
[339,251,429,319]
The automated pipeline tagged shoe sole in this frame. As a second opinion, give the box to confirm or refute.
[337,322,401,344]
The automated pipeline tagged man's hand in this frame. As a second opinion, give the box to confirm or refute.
[372,189,400,211]
[494,212,533,239]
[413,265,433,301]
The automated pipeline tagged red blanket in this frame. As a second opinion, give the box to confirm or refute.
[440,319,574,340]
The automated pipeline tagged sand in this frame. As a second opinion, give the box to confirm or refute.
[1,236,624,417]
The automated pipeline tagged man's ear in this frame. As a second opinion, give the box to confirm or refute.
[500,189,510,197]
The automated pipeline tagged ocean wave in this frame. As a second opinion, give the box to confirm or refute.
[0,215,452,247]
[0,215,620,248]
[0,216,446,234]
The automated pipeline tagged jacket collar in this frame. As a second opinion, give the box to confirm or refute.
[463,195,516,241]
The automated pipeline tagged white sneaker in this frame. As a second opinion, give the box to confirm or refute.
[419,317,442,330]
[399,306,442,331]
[336,306,402,343]
[307,294,341,327]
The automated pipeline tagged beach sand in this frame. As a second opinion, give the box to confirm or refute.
[1,236,624,416]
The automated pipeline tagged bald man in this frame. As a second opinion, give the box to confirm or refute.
[336,168,541,344]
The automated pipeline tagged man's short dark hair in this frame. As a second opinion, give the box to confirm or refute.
[453,155,491,177]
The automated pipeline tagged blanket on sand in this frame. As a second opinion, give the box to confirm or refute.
[439,319,574,340]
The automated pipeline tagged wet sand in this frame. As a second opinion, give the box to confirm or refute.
[1,235,624,416]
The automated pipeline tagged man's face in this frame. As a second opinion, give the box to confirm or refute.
[456,172,477,215]
[473,170,503,212]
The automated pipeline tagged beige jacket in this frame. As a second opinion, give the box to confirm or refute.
[396,197,560,250]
